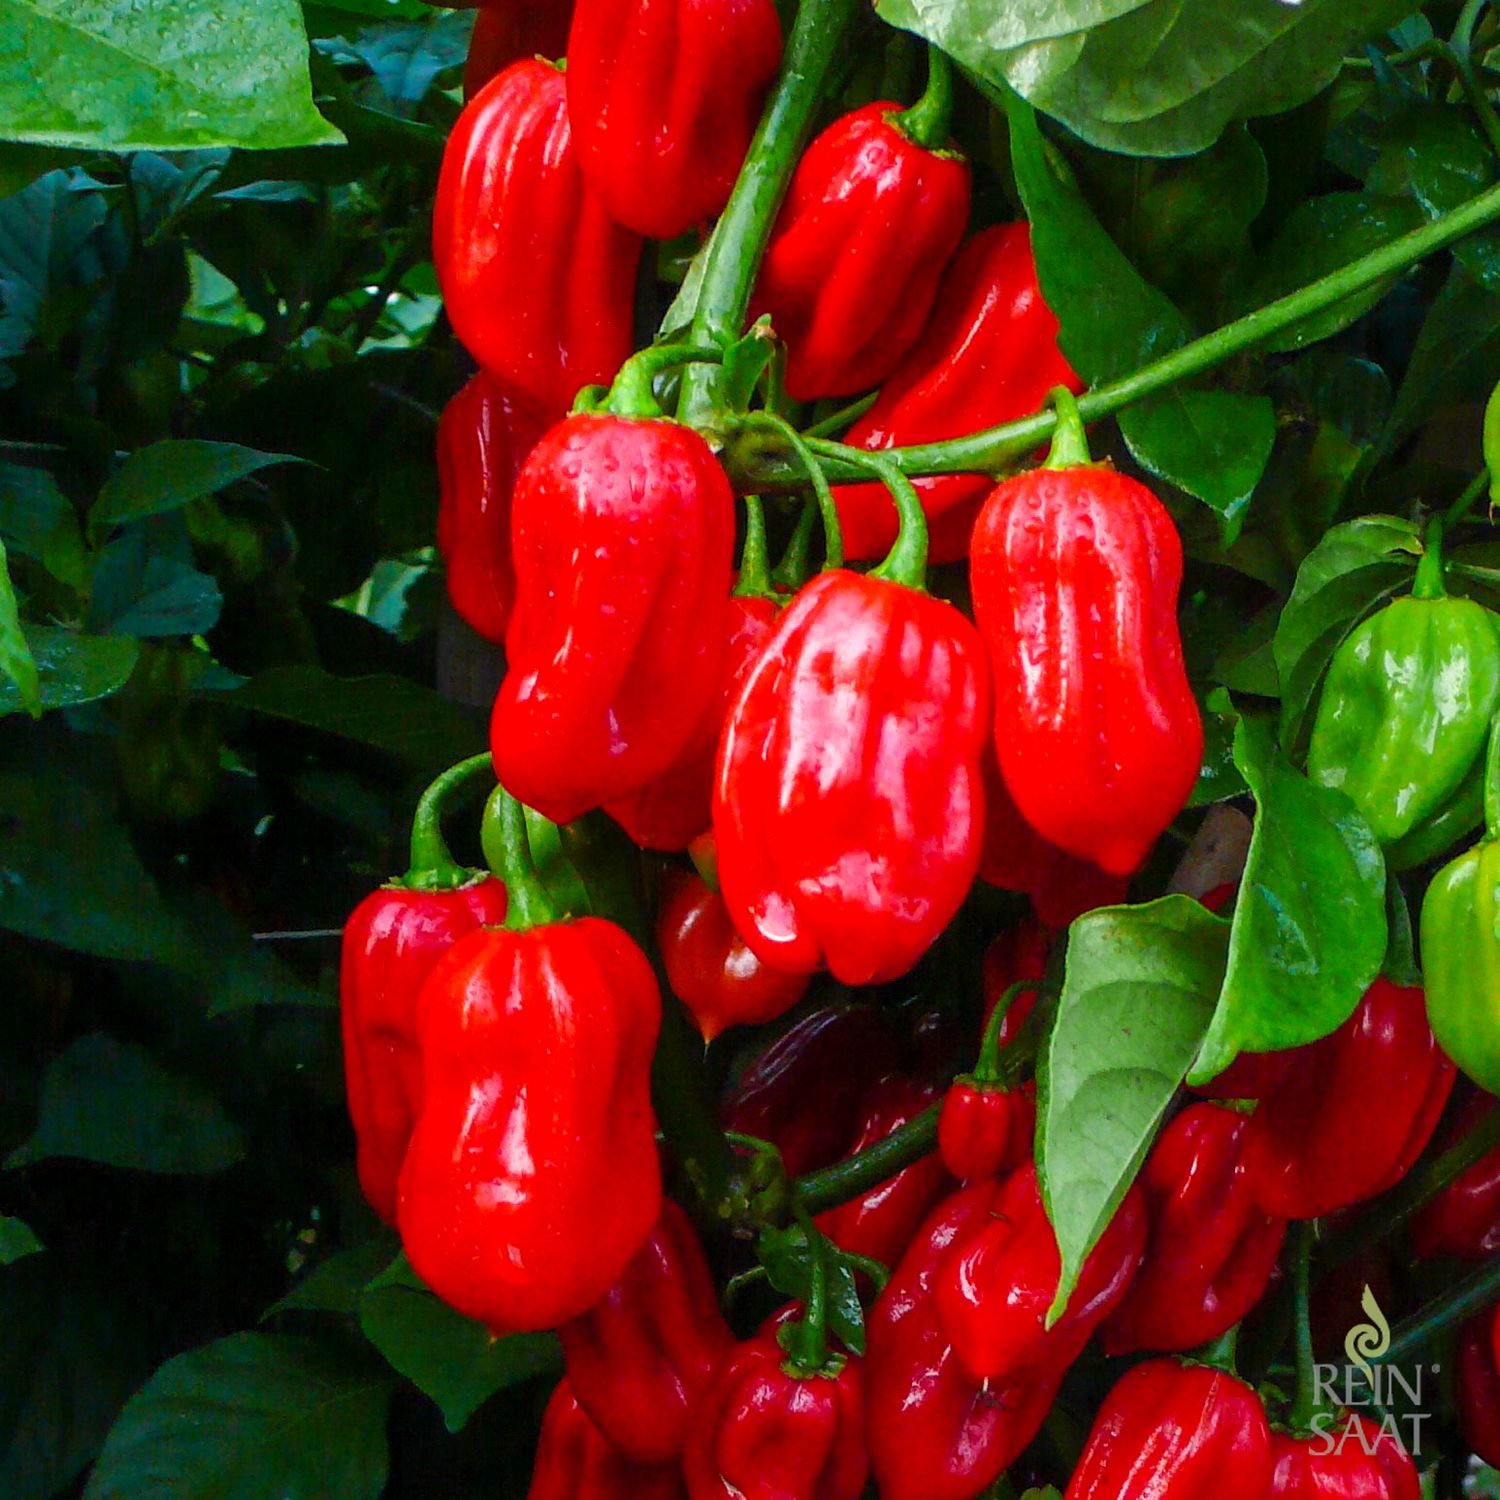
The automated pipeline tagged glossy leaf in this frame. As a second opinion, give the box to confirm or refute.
[0,1215,42,1264]
[757,1222,866,1356]
[0,539,39,715]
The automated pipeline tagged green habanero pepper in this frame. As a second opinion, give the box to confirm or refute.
[1422,720,1500,1096]
[1308,520,1500,847]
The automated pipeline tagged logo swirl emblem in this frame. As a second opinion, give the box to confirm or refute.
[1345,1285,1391,1390]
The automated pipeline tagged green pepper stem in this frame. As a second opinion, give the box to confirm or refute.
[1381,1252,1500,1368]
[402,752,492,890]
[1289,1223,1325,1433]
[974,980,1039,1085]
[773,499,819,591]
[890,47,954,152]
[804,390,879,439]
[748,415,844,570]
[782,1206,831,1374]
[1193,1324,1241,1376]
[1412,517,1447,599]
[481,783,560,931]
[795,1103,940,1214]
[735,495,775,598]
[603,344,725,420]
[1485,379,1500,508]
[1042,386,1091,469]
[1485,712,1500,842]
[1445,470,1489,530]
[805,435,929,588]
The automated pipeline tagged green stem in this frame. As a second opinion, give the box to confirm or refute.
[1485,711,1500,841]
[795,1103,940,1215]
[735,494,775,598]
[1381,1253,1500,1367]
[973,980,1038,1084]
[748,415,844,569]
[1042,386,1091,470]
[602,344,725,420]
[1445,470,1489,530]
[402,752,492,890]
[804,435,928,587]
[1194,1324,1241,1376]
[772,499,819,591]
[782,1206,831,1373]
[890,47,954,151]
[1290,1223,1323,1433]
[1484,378,1500,507]
[1451,0,1500,161]
[805,390,879,439]
[1412,517,1447,599]
[481,784,560,931]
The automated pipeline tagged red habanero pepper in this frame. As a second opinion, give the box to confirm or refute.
[566,0,781,241]
[830,223,1081,565]
[1242,978,1455,1222]
[1410,1096,1500,1260]
[815,1075,950,1268]
[939,982,1037,1183]
[1062,1359,1273,1500]
[463,0,573,99]
[560,1198,733,1463]
[1458,1314,1500,1468]
[750,61,970,401]
[658,867,809,1042]
[433,61,641,413]
[971,391,1202,877]
[435,372,550,644]
[529,1380,688,1500]
[1102,1103,1286,1357]
[1267,1416,1420,1499]
[492,382,736,826]
[340,755,505,1226]
[714,568,989,985]
[397,791,662,1330]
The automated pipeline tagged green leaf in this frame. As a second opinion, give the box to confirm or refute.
[0,539,39,716]
[1189,718,1386,1083]
[1188,688,1248,808]
[1272,516,1422,751]
[0,461,87,587]
[0,1215,42,1263]
[358,1255,561,1432]
[89,534,223,639]
[0,0,342,152]
[1038,896,1227,1323]
[756,1223,867,1357]
[0,626,135,716]
[6,1034,245,1174]
[265,1240,399,1320]
[82,1333,390,1500]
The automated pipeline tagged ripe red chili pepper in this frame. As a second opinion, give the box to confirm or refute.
[683,1309,867,1500]
[1102,1102,1286,1357]
[1410,1096,1500,1260]
[463,0,573,99]
[715,568,989,985]
[750,82,970,401]
[492,404,735,826]
[1458,1314,1500,1469]
[606,595,780,852]
[1267,1415,1420,1499]
[565,0,781,240]
[831,223,1081,564]
[433,61,641,413]
[1243,978,1455,1222]
[529,1379,688,1500]
[814,1075,950,1268]
[435,372,550,644]
[971,396,1202,876]
[1062,1359,1274,1500]
[940,975,1038,1182]
[560,1198,733,1463]
[658,867,809,1042]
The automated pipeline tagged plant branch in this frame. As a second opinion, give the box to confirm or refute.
[794,1104,939,1214]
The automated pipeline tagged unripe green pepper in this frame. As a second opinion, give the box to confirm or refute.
[1308,521,1500,846]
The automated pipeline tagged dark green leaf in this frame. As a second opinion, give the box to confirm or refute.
[0,461,86,586]
[756,1223,867,1357]
[91,441,301,539]
[265,1240,399,1320]
[0,626,138,717]
[1188,689,1248,808]
[90,534,223,638]
[0,540,39,716]
[0,1215,42,1264]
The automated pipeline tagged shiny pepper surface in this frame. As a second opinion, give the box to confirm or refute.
[832,224,1081,564]
[529,1380,687,1500]
[751,102,969,402]
[566,0,781,240]
[433,61,641,413]
[1411,1099,1500,1259]
[435,372,550,644]
[1063,1360,1273,1500]
[715,569,989,985]
[683,1312,867,1500]
[1102,1103,1286,1357]
[560,1198,733,1463]
[1267,1416,1420,1499]
[463,0,572,99]
[1459,1314,1500,1468]
[971,458,1202,877]
[492,412,735,826]
[397,916,662,1331]
[341,877,508,1225]
[1243,978,1455,1222]
[938,1078,1034,1183]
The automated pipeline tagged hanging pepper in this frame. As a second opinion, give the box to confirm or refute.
[971,390,1203,877]
[1411,1097,1500,1260]
[938,981,1037,1183]
[749,55,970,401]
[529,1379,688,1500]
[1267,1417,1420,1499]
[435,372,550,644]
[1102,1102,1286,1357]
[1242,978,1455,1222]
[1422,725,1500,1096]
[1459,1313,1500,1469]
[397,789,662,1330]
[433,60,642,413]
[831,223,1081,564]
[1061,1359,1273,1500]
[340,755,505,1226]
[463,0,573,99]
[492,355,736,826]
[814,1075,951,1269]
[560,1198,733,1463]
[565,0,781,240]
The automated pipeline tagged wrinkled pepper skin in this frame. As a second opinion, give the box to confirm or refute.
[340,878,508,1225]
[815,1075,951,1268]
[493,412,735,826]
[831,224,1081,564]
[1062,1360,1273,1500]
[1243,978,1455,1222]
[937,1078,1034,1183]
[397,917,662,1331]
[971,463,1202,877]
[606,595,780,852]
[1459,1315,1500,1468]
[529,1380,688,1500]
[433,62,642,413]
[715,569,989,985]
[560,1198,733,1463]
[1267,1416,1420,1499]
[683,1312,867,1500]
[933,1161,1146,1386]
[1411,1099,1500,1259]
[435,372,550,643]
[750,103,969,402]
[1308,594,1500,845]
[1422,836,1500,1096]
[463,0,573,99]
[1102,1103,1286,1357]
[566,0,781,240]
